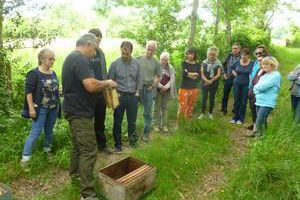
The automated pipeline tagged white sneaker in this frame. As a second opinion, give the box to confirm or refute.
[162,126,169,132]
[198,114,205,119]
[230,119,236,124]
[21,156,31,172]
[153,126,160,132]
[236,120,243,125]
[208,113,213,119]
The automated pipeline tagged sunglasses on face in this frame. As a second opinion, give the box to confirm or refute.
[255,52,263,55]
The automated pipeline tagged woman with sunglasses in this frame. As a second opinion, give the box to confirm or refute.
[247,45,270,131]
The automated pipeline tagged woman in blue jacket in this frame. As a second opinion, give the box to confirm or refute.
[253,56,281,136]
[21,49,60,167]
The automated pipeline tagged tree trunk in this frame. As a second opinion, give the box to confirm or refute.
[0,0,4,49]
[0,0,5,82]
[214,0,220,43]
[224,6,231,46]
[187,0,199,47]
[225,20,231,46]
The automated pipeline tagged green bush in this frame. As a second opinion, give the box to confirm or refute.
[232,28,271,50]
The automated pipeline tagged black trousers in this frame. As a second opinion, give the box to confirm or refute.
[201,82,219,114]
[221,78,234,113]
[94,94,107,149]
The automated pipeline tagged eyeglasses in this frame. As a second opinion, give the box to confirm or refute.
[48,57,56,61]
[255,52,263,55]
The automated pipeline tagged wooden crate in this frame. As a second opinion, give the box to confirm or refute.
[98,156,156,200]
[0,183,12,200]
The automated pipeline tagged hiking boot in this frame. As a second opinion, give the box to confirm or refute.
[99,147,113,154]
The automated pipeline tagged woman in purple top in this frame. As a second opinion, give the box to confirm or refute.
[230,48,254,124]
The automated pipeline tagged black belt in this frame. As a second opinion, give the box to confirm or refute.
[119,91,135,96]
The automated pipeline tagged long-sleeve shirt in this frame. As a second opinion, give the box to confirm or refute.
[223,53,240,78]
[232,61,254,86]
[287,67,300,97]
[254,71,281,108]
[108,57,142,94]
[249,60,260,88]
[180,61,201,89]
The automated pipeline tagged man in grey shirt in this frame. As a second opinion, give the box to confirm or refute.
[138,41,161,142]
[108,41,142,152]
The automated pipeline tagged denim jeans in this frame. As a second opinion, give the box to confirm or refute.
[113,94,138,148]
[221,78,234,113]
[255,106,273,134]
[291,95,300,122]
[142,87,154,137]
[233,83,248,122]
[22,107,58,156]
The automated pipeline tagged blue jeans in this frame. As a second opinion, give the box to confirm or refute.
[22,107,58,156]
[291,95,300,122]
[233,83,248,122]
[113,94,138,148]
[142,87,154,137]
[255,106,273,134]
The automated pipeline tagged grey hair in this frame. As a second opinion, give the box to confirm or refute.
[76,33,98,47]
[146,40,158,49]
[38,49,54,65]
[160,51,170,61]
[262,56,279,70]
[207,46,219,56]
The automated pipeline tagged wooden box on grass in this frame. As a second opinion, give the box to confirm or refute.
[0,183,12,200]
[98,156,156,200]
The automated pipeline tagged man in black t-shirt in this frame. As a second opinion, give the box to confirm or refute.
[62,33,117,200]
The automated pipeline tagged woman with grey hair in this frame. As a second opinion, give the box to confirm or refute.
[288,64,300,122]
[198,46,222,119]
[153,51,177,132]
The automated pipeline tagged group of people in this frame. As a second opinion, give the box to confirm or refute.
[20,27,299,200]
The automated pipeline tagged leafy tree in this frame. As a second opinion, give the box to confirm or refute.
[0,0,57,114]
